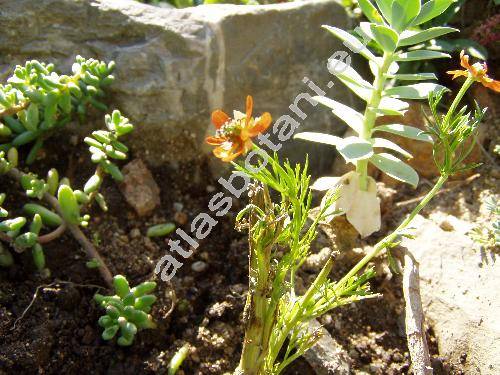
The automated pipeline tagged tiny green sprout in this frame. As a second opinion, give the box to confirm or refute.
[94,275,157,346]
[168,343,190,375]
[57,185,81,225]
[147,223,176,238]
[46,168,59,196]
[86,258,101,269]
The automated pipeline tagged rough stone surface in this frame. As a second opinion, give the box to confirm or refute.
[304,318,351,375]
[401,215,500,374]
[0,0,353,173]
[119,158,161,216]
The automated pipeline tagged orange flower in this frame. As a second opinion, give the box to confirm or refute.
[447,50,500,92]
[206,96,272,162]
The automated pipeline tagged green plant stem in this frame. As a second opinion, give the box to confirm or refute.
[443,76,474,128]
[357,52,394,190]
[6,167,113,287]
[336,174,447,287]
[265,255,335,369]
[236,184,273,375]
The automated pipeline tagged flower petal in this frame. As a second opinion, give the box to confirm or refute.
[211,110,230,129]
[482,79,500,93]
[213,140,244,162]
[205,136,226,145]
[245,95,253,126]
[247,112,272,137]
[446,70,467,80]
[459,50,472,70]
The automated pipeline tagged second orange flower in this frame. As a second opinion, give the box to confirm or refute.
[447,50,500,92]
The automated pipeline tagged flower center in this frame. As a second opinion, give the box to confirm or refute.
[215,118,246,138]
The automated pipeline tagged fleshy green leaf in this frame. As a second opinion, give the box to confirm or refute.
[370,24,399,52]
[147,223,176,238]
[391,0,421,31]
[322,25,376,62]
[374,0,393,23]
[388,73,437,81]
[396,50,450,61]
[372,124,433,143]
[358,0,385,24]
[327,58,373,90]
[372,138,412,159]
[399,27,458,46]
[25,104,39,132]
[337,137,374,163]
[378,97,409,115]
[312,96,364,134]
[23,203,62,227]
[294,132,342,147]
[57,185,80,225]
[32,243,45,271]
[412,0,456,26]
[14,232,38,249]
[114,275,130,298]
[369,153,419,187]
[384,83,447,100]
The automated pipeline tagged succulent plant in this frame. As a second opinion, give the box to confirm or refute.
[94,275,157,346]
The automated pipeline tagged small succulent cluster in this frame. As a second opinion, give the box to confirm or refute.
[84,110,135,184]
[0,56,115,163]
[0,56,134,274]
[94,275,157,346]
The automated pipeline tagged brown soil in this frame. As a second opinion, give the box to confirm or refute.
[1,116,497,375]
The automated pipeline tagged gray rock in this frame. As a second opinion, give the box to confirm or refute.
[303,319,351,375]
[0,0,353,174]
[191,260,208,272]
[401,215,500,374]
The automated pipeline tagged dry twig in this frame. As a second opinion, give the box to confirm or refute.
[403,249,433,375]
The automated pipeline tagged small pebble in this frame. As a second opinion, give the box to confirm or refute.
[174,211,188,225]
[129,228,141,239]
[173,202,184,212]
[191,261,208,273]
[439,220,454,231]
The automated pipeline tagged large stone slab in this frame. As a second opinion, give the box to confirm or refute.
[0,0,353,173]
[402,215,500,374]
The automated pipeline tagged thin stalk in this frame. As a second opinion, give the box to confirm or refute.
[6,167,113,287]
[38,223,67,244]
[336,174,447,287]
[236,184,272,375]
[357,52,394,190]
[443,76,474,129]
[265,255,335,369]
